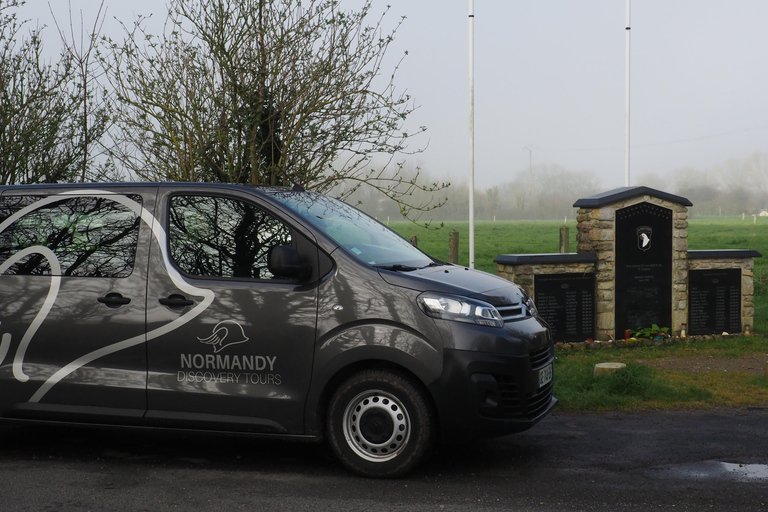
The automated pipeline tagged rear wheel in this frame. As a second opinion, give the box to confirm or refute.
[327,369,434,478]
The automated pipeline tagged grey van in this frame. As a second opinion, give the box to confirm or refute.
[0,182,555,477]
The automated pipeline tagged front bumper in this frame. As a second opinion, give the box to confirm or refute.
[429,346,557,441]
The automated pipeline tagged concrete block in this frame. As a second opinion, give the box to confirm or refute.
[594,362,627,377]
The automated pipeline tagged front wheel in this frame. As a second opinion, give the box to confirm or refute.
[327,370,435,478]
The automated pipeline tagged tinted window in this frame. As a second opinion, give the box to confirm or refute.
[0,195,142,277]
[169,195,292,279]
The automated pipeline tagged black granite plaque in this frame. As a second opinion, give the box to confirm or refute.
[615,202,673,336]
[534,273,595,342]
[688,269,741,335]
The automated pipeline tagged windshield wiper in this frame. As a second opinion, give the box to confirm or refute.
[374,264,419,272]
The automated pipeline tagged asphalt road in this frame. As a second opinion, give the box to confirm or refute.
[2,407,767,511]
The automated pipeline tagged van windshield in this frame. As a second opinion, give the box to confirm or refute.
[266,190,436,270]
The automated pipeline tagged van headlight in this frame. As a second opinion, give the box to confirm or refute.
[417,292,504,328]
[523,293,538,316]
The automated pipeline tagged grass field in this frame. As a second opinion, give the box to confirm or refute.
[387,216,768,331]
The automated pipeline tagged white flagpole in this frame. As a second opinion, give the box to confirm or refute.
[625,0,631,187]
[468,0,475,268]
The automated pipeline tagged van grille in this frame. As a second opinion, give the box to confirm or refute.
[480,345,555,420]
[494,376,554,419]
[529,345,553,369]
[497,303,526,322]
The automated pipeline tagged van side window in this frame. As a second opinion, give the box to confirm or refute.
[168,195,292,280]
[0,195,142,277]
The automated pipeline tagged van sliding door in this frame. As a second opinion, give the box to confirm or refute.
[145,189,318,434]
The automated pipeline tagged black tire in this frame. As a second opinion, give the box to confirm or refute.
[327,369,435,478]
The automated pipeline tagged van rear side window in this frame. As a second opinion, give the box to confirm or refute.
[0,195,142,277]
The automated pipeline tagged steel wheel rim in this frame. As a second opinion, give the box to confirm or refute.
[342,390,411,463]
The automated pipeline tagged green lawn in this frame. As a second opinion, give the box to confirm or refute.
[388,219,578,274]
[553,335,768,412]
[387,216,768,331]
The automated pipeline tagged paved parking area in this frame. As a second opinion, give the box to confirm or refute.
[2,407,767,511]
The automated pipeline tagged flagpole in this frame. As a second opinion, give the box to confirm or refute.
[625,0,631,187]
[468,0,475,269]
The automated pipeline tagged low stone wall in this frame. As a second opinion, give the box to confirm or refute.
[495,254,597,298]
[495,250,759,342]
[688,250,760,334]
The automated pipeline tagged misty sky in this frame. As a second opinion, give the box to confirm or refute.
[20,0,768,190]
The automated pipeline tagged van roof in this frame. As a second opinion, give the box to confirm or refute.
[0,182,306,197]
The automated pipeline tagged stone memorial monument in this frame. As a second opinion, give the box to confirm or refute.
[495,186,761,342]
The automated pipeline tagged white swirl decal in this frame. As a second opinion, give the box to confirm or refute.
[0,246,61,383]
[0,190,215,403]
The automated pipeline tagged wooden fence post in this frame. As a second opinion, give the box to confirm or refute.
[448,230,459,264]
[559,226,570,253]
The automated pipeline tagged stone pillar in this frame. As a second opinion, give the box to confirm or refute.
[573,188,693,341]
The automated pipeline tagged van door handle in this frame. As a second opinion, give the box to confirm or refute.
[159,294,195,309]
[98,293,132,308]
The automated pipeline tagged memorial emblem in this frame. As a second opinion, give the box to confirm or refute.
[636,226,652,252]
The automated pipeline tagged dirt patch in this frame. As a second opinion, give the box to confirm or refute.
[639,354,768,375]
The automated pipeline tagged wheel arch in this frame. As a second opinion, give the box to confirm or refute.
[303,344,442,440]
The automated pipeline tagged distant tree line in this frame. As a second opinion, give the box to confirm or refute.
[639,152,768,217]
[347,164,599,222]
[350,152,768,222]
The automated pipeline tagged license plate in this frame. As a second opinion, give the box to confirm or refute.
[538,364,553,388]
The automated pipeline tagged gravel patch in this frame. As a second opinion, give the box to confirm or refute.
[639,354,768,375]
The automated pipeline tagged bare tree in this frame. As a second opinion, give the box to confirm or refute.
[0,0,76,184]
[51,0,114,182]
[102,0,446,218]
[0,0,113,185]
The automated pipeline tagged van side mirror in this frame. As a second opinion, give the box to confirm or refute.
[268,245,311,280]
